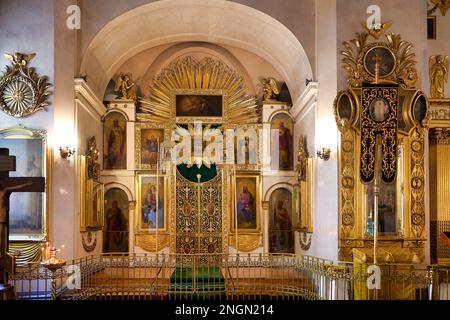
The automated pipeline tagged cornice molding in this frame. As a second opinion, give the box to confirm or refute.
[74,78,106,119]
[290,82,318,122]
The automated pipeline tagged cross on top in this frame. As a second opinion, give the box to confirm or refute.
[372,53,383,83]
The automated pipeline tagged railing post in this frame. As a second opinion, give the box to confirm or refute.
[427,266,435,301]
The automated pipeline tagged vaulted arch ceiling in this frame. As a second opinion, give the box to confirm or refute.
[80,0,313,105]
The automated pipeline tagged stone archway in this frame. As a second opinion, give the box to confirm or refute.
[80,0,312,105]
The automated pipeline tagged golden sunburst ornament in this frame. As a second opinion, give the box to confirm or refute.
[138,57,259,124]
[0,52,52,117]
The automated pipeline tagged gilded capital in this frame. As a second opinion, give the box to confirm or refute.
[430,128,450,145]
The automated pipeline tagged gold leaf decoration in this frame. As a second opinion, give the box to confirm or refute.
[139,57,259,124]
[0,52,52,117]
[341,32,417,89]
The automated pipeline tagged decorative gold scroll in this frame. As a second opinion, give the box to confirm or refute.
[0,53,52,117]
[410,128,426,238]
[341,33,417,89]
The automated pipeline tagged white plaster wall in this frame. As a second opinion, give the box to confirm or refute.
[0,0,54,130]
[52,0,78,260]
[308,0,339,261]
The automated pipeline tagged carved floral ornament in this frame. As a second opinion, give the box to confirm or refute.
[341,33,417,88]
[0,53,52,117]
[430,128,450,144]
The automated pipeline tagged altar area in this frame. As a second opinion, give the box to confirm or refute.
[3,0,450,301]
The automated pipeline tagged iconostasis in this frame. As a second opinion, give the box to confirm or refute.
[334,27,429,263]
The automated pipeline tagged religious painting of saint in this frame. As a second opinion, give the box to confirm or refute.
[103,188,129,253]
[0,129,46,240]
[140,129,164,166]
[138,176,165,231]
[271,113,294,170]
[269,188,294,254]
[369,98,390,122]
[176,94,222,117]
[233,176,259,232]
[233,128,258,166]
[103,112,127,170]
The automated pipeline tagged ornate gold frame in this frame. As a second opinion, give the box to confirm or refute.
[138,56,259,124]
[171,89,226,124]
[294,158,314,233]
[362,45,397,79]
[223,124,262,171]
[135,172,169,233]
[79,155,104,232]
[334,88,427,261]
[0,126,50,242]
[135,122,171,170]
[230,173,262,234]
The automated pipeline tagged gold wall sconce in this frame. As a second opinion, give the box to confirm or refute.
[59,146,76,159]
[316,147,331,161]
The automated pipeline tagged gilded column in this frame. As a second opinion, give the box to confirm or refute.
[262,201,269,253]
[429,128,450,263]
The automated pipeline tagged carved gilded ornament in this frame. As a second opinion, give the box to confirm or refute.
[81,231,97,252]
[296,136,308,184]
[428,0,450,16]
[298,232,312,251]
[114,73,136,101]
[429,55,449,99]
[361,21,392,40]
[430,128,450,145]
[261,77,280,102]
[139,57,259,124]
[336,26,427,261]
[341,33,417,88]
[410,128,426,238]
[0,53,52,117]
[87,136,100,181]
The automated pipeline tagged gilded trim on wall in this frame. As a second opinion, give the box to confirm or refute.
[340,126,356,236]
[229,234,262,252]
[410,128,426,238]
[135,234,170,252]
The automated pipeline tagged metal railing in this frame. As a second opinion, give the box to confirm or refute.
[6,253,450,300]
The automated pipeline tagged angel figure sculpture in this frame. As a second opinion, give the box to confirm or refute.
[430,55,449,99]
[4,52,36,68]
[114,73,137,100]
[261,78,280,102]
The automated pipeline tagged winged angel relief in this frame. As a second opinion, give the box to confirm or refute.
[114,73,137,100]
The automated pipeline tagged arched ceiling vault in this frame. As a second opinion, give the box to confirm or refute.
[80,0,313,105]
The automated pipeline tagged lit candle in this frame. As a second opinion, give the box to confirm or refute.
[61,245,65,258]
